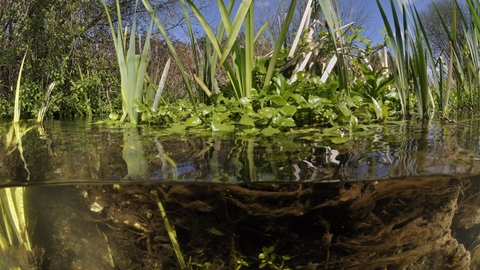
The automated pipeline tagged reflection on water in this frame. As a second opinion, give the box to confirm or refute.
[0,178,480,269]
[0,119,480,186]
[2,119,480,268]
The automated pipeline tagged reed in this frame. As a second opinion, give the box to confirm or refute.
[376,0,410,119]
[36,82,56,124]
[0,186,32,259]
[141,0,197,110]
[410,6,435,119]
[457,0,480,110]
[316,0,349,93]
[152,190,186,269]
[186,0,263,100]
[434,1,461,114]
[102,0,153,124]
[13,51,28,123]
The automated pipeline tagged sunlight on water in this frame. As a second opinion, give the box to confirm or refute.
[0,119,480,268]
[0,119,480,186]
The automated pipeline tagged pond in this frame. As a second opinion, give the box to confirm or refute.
[1,119,480,269]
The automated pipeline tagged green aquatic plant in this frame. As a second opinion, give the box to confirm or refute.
[0,186,34,268]
[0,124,36,268]
[375,0,438,119]
[376,0,410,119]
[352,62,394,121]
[102,0,154,124]
[316,0,349,93]
[13,51,28,123]
[186,0,268,100]
[5,124,34,181]
[152,190,187,269]
[410,9,434,119]
[258,245,291,270]
[442,0,480,112]
[141,0,197,110]
[36,82,56,124]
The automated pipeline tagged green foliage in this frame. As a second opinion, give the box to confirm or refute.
[13,51,28,123]
[258,246,291,270]
[316,0,349,93]
[141,0,197,110]
[0,0,120,119]
[187,0,266,100]
[102,0,154,125]
[376,0,410,119]
[138,60,398,135]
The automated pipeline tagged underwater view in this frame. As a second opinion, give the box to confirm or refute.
[0,119,480,269]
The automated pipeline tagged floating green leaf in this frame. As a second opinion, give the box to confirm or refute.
[239,114,255,126]
[211,119,235,132]
[258,107,278,119]
[261,126,281,136]
[280,105,297,117]
[331,137,350,144]
[273,116,296,127]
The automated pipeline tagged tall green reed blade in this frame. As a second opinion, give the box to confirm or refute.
[179,0,212,103]
[410,31,430,118]
[411,6,440,108]
[316,0,349,92]
[141,0,197,110]
[463,0,480,108]
[263,0,296,88]
[187,0,269,100]
[37,82,56,124]
[13,51,28,123]
[435,1,460,114]
[186,0,245,98]
[410,7,435,119]
[376,0,409,119]
[102,0,154,124]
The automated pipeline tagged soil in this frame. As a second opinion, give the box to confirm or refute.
[78,176,480,269]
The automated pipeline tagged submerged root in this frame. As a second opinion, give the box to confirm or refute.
[82,176,479,269]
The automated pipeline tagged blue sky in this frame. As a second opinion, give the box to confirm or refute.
[174,0,433,44]
[365,0,430,44]
[250,0,432,44]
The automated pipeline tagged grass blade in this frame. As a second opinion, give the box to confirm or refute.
[263,0,297,88]
[13,50,28,123]
[141,0,197,110]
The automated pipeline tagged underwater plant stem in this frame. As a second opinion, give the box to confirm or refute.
[154,191,187,269]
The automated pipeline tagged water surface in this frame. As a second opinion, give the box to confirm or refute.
[1,118,480,186]
[1,119,480,269]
